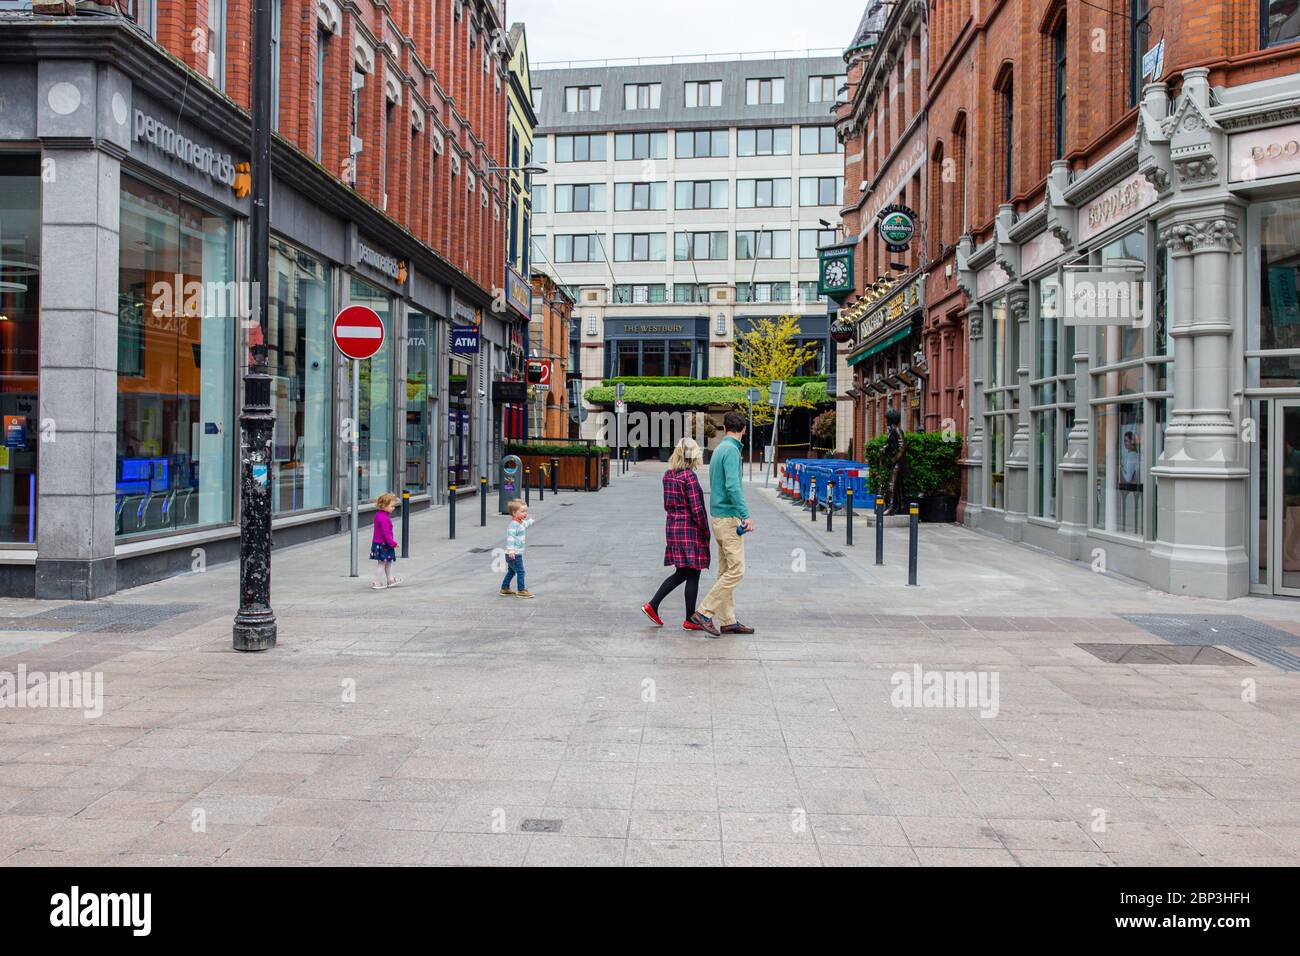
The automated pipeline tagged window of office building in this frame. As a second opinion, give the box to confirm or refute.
[737,282,790,303]
[405,312,435,494]
[738,127,792,156]
[613,284,667,304]
[116,174,236,538]
[684,80,722,108]
[348,278,393,501]
[808,74,845,103]
[799,228,838,259]
[624,82,662,110]
[614,233,667,261]
[737,178,791,208]
[565,85,601,112]
[675,129,729,159]
[735,230,790,259]
[674,231,728,261]
[674,180,728,210]
[555,234,605,263]
[532,184,548,214]
[614,181,667,211]
[266,238,332,514]
[799,126,842,154]
[674,284,709,304]
[746,78,784,105]
[555,183,607,213]
[799,176,844,207]
[555,134,606,163]
[533,137,548,164]
[1090,227,1167,538]
[0,154,40,543]
[797,281,826,305]
[614,131,667,161]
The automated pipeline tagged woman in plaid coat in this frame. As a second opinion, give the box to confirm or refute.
[642,438,712,631]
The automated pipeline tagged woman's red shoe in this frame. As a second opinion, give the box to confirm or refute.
[682,620,704,631]
[641,603,664,626]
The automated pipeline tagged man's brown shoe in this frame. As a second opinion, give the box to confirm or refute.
[720,622,755,634]
[515,589,536,599]
[689,612,721,637]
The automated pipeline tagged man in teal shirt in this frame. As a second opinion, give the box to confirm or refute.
[691,411,756,637]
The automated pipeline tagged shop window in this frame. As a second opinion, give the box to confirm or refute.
[1256,198,1300,386]
[0,154,40,543]
[267,238,332,514]
[406,312,434,494]
[348,278,392,500]
[117,174,235,538]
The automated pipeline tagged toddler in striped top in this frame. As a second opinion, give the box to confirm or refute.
[499,499,535,598]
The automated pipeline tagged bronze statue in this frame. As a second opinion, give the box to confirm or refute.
[884,408,908,516]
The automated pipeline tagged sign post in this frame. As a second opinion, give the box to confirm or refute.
[765,380,785,488]
[333,305,385,577]
[615,381,626,475]
[746,387,761,481]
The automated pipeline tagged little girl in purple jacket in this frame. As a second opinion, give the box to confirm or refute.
[370,492,402,589]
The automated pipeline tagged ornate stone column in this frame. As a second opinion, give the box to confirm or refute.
[1150,212,1247,598]
[962,301,984,524]
[1002,285,1031,539]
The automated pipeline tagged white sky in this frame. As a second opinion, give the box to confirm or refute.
[508,0,864,66]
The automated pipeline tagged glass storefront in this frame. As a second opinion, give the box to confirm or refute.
[1257,198,1300,387]
[348,277,392,501]
[117,173,235,537]
[983,296,1013,509]
[405,312,435,493]
[268,237,332,514]
[447,354,472,487]
[0,154,40,543]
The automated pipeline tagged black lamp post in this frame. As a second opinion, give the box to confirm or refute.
[233,0,277,651]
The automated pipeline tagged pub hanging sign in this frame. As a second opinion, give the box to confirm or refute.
[877,204,918,254]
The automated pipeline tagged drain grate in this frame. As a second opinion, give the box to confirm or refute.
[822,550,845,558]
[1078,643,1252,666]
[519,818,563,833]
[1,603,204,635]
[467,547,492,554]
[1120,614,1300,672]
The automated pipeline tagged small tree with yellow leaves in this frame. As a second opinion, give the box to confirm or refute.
[732,314,818,425]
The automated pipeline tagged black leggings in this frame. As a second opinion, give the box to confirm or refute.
[649,567,703,620]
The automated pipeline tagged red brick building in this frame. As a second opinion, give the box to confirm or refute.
[923,0,1300,599]
[528,273,573,439]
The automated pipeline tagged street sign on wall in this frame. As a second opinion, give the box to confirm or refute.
[332,305,385,360]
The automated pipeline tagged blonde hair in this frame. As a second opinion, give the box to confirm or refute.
[376,492,397,510]
[507,498,527,515]
[668,437,703,471]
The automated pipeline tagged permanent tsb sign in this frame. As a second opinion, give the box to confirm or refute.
[133,109,237,188]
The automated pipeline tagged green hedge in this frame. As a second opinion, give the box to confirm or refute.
[504,442,610,458]
[585,380,833,409]
[863,431,963,498]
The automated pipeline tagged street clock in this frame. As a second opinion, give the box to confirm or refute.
[818,242,855,302]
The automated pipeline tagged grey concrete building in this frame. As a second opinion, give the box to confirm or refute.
[957,66,1300,600]
[527,53,849,440]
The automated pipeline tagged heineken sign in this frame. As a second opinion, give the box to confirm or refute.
[878,204,918,253]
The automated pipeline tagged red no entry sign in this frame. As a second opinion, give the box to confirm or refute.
[332,305,385,360]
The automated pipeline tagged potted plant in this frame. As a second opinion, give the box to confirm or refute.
[811,410,835,459]
[701,417,718,463]
[863,430,963,521]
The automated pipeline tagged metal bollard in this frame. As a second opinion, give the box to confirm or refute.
[525,468,531,506]
[550,458,559,495]
[480,476,488,527]
[449,485,457,540]
[401,491,410,558]
[810,477,818,522]
[874,494,885,566]
[826,482,834,532]
[538,464,544,502]
[846,487,854,546]
[908,501,919,586]
[584,454,591,492]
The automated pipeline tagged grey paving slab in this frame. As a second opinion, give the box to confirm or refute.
[0,463,1298,866]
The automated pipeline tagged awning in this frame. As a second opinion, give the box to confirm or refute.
[846,325,912,367]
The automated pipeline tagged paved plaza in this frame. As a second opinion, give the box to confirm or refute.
[1,463,1299,866]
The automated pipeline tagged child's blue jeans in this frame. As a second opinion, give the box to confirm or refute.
[502,553,525,591]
